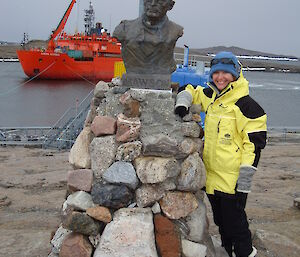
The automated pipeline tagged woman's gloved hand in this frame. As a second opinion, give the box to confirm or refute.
[175,106,189,118]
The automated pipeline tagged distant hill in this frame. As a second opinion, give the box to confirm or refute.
[175,46,298,59]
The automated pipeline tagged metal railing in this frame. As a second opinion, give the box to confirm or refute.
[42,90,93,149]
[0,90,94,149]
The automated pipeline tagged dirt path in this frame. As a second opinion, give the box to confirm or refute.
[0,137,299,257]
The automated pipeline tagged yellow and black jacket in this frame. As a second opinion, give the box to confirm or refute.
[176,72,267,194]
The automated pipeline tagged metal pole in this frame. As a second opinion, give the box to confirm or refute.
[139,0,144,17]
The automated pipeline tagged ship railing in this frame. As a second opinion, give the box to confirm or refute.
[42,89,94,149]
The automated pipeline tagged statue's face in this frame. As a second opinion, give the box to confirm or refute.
[144,0,174,20]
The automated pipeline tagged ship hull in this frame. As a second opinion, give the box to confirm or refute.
[17,50,122,81]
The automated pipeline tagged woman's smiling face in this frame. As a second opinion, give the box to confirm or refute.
[212,71,235,91]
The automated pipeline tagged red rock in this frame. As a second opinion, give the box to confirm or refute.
[59,233,93,257]
[67,169,93,192]
[116,113,141,142]
[154,214,181,257]
[91,116,116,137]
[86,206,112,223]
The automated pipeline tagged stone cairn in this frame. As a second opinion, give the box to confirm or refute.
[48,79,225,257]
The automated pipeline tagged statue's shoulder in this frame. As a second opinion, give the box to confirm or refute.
[113,18,141,40]
[167,20,184,36]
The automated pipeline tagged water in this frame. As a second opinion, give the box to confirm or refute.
[0,62,300,129]
[0,62,94,127]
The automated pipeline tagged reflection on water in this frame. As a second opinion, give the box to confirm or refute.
[0,62,94,127]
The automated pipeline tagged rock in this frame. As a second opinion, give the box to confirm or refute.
[294,197,300,209]
[115,141,142,162]
[66,191,95,211]
[126,89,183,141]
[91,182,133,209]
[181,122,201,138]
[181,239,207,257]
[160,191,198,219]
[67,169,93,192]
[151,202,161,214]
[86,206,112,223]
[184,200,208,242]
[50,226,71,254]
[154,214,181,257]
[179,137,203,156]
[91,115,116,136]
[88,234,101,248]
[119,92,141,117]
[90,136,117,178]
[94,81,110,99]
[116,113,141,142]
[94,208,158,257]
[62,211,103,236]
[177,152,206,192]
[142,134,187,159]
[69,127,93,169]
[252,229,300,255]
[136,184,165,207]
[97,89,124,118]
[102,161,139,190]
[59,233,93,257]
[134,156,180,184]
[0,196,11,208]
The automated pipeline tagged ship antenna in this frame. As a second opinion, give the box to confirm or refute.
[84,1,95,36]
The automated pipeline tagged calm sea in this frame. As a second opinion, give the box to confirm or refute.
[0,62,300,129]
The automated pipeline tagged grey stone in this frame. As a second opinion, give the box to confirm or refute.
[62,211,103,236]
[50,225,71,254]
[90,136,117,178]
[142,134,181,158]
[94,81,110,99]
[185,200,208,243]
[66,191,95,211]
[151,202,161,214]
[94,208,158,257]
[115,141,142,162]
[91,182,133,209]
[177,152,206,192]
[135,184,165,207]
[96,89,124,118]
[102,161,139,190]
[181,121,201,138]
[182,239,207,257]
[134,156,180,184]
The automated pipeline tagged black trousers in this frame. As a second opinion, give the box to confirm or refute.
[207,191,253,257]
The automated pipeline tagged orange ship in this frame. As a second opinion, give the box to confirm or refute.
[17,0,122,81]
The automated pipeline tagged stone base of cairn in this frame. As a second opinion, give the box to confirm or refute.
[48,80,228,257]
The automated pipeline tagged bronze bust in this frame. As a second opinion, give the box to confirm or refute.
[113,0,183,83]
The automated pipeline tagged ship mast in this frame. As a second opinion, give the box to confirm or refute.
[84,1,95,36]
[48,0,77,50]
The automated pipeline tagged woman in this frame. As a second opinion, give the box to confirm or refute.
[175,51,267,257]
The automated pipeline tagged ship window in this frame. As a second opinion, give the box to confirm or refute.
[39,58,42,62]
[33,68,39,74]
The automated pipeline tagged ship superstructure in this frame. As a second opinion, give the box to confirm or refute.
[17,0,122,81]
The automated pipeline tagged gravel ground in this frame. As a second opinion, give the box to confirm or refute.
[0,135,299,257]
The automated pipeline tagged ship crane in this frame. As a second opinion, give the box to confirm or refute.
[48,0,77,50]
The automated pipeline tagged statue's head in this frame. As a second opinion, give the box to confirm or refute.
[144,0,175,21]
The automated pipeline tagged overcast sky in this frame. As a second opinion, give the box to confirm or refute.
[1,0,300,57]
